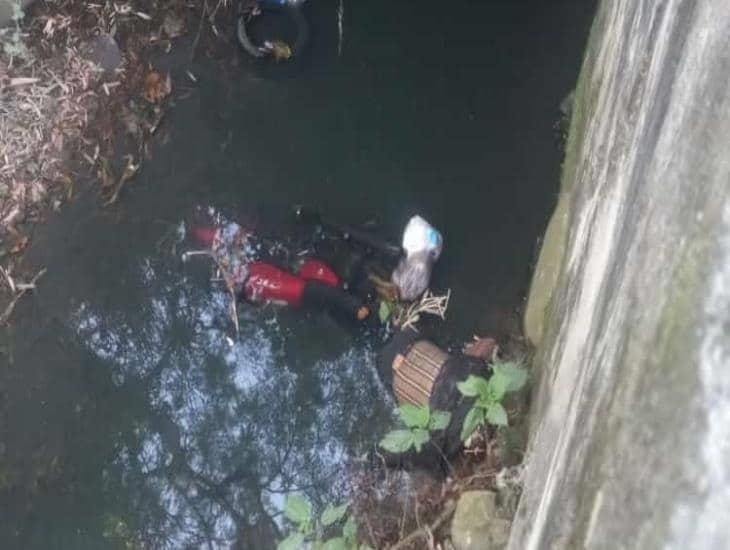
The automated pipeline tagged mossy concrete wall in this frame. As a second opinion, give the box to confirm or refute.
[516,0,730,548]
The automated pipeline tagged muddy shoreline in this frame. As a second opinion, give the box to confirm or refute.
[0,0,242,320]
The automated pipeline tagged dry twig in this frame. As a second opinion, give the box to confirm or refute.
[182,249,240,334]
[190,0,210,61]
[102,155,139,206]
[0,267,46,324]
[395,289,451,330]
[388,499,456,550]
[1,47,102,232]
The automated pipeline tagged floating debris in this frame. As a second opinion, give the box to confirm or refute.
[102,155,140,206]
[0,267,46,324]
[394,289,451,331]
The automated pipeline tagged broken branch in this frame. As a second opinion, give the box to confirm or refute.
[0,267,46,324]
[388,499,456,550]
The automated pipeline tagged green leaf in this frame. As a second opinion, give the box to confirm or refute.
[487,371,510,402]
[399,404,430,429]
[411,428,431,452]
[277,532,305,550]
[321,537,348,550]
[494,362,528,392]
[321,503,348,527]
[379,430,414,453]
[378,301,393,323]
[486,402,508,426]
[360,546,375,550]
[457,375,490,399]
[429,410,452,431]
[343,516,357,542]
[461,406,486,441]
[285,495,312,526]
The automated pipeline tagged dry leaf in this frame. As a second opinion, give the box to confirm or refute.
[143,70,171,103]
[10,236,29,254]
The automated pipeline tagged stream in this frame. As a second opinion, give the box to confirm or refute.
[0,1,594,547]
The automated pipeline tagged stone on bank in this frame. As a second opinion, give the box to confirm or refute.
[450,490,511,550]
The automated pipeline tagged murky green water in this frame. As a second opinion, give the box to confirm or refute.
[0,1,593,547]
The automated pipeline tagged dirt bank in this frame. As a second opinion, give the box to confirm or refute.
[0,0,238,321]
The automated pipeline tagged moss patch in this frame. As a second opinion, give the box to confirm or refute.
[522,2,608,347]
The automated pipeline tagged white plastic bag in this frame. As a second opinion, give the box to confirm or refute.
[392,216,443,301]
[401,215,443,260]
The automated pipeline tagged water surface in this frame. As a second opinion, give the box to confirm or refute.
[0,1,594,547]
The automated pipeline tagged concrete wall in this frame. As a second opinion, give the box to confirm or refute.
[516,1,730,548]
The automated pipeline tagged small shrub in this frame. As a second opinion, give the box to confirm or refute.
[277,495,372,550]
[457,360,528,441]
[379,404,451,454]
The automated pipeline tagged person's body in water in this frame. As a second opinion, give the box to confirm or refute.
[185,206,442,327]
[375,326,499,474]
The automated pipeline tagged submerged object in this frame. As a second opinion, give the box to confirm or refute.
[393,340,449,406]
[293,206,441,302]
[236,0,309,60]
[294,205,403,258]
[262,39,292,61]
[186,217,369,322]
[392,216,443,301]
[244,259,340,306]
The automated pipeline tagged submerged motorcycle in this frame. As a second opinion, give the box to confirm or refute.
[183,206,443,329]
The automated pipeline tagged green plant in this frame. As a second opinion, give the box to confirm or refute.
[379,404,451,453]
[277,495,373,550]
[378,300,395,323]
[457,361,528,441]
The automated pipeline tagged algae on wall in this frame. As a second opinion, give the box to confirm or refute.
[515,0,730,548]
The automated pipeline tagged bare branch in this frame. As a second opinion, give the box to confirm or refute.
[388,499,456,550]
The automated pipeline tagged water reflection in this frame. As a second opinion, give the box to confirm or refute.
[0,0,598,543]
[66,252,392,548]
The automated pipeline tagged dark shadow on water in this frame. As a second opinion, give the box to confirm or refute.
[0,0,594,547]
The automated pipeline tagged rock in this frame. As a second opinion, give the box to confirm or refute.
[451,491,511,550]
[463,336,498,361]
[494,466,524,518]
[83,33,122,73]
